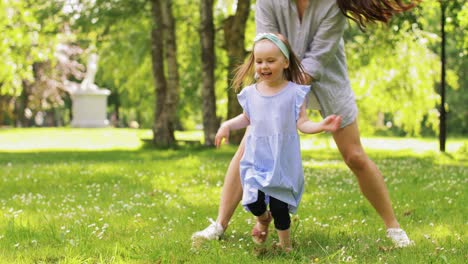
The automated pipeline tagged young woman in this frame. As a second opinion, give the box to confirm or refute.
[192,0,417,248]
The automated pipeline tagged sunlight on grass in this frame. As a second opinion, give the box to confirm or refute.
[302,159,344,169]
[431,225,457,239]
[0,128,145,151]
[300,134,466,154]
[1,128,465,155]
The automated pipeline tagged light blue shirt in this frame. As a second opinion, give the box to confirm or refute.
[256,0,357,126]
[238,82,309,213]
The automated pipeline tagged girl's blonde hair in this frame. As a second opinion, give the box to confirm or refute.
[231,33,306,92]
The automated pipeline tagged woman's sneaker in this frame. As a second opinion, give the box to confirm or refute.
[191,219,224,245]
[386,228,414,247]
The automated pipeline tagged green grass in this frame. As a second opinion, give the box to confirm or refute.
[0,128,466,263]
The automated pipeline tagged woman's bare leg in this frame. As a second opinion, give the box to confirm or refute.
[332,121,400,228]
[216,139,245,230]
[191,131,247,242]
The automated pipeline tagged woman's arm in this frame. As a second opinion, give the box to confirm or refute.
[301,3,347,81]
[296,104,342,134]
[215,113,250,147]
[255,0,278,34]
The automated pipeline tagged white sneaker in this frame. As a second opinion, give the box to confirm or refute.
[191,219,224,244]
[387,228,414,247]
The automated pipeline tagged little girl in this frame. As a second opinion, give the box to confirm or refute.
[214,33,342,252]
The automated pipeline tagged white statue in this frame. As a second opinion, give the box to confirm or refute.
[80,53,99,90]
[71,51,110,128]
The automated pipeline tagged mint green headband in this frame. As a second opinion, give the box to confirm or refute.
[254,33,290,60]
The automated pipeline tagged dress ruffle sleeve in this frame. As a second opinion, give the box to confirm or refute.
[237,86,250,118]
[295,85,310,120]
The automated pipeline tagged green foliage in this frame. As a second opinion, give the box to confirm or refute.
[0,0,59,96]
[173,0,203,130]
[346,23,440,136]
[1,0,466,136]
[97,16,154,127]
[0,128,466,262]
[412,0,468,135]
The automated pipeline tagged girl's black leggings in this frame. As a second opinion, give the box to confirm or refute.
[246,190,291,230]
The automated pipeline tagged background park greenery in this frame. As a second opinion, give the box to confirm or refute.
[1,0,467,262]
[0,0,467,146]
[0,128,466,263]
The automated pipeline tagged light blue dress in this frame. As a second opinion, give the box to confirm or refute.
[238,82,310,213]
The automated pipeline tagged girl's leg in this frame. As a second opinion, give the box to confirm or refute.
[270,196,292,251]
[332,121,399,228]
[247,191,272,244]
[276,229,292,252]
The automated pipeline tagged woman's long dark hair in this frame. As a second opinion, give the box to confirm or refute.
[336,0,419,29]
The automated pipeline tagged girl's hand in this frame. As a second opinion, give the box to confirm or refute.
[322,115,342,132]
[214,124,230,148]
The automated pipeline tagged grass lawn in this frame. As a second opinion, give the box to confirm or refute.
[0,128,466,263]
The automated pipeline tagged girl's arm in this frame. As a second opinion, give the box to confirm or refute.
[215,113,250,148]
[296,104,342,134]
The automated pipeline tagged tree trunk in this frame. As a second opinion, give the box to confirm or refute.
[114,92,120,127]
[16,80,30,127]
[0,84,4,126]
[439,1,446,152]
[161,0,179,139]
[200,0,219,146]
[150,0,175,147]
[223,0,251,144]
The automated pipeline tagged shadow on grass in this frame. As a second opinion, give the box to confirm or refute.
[0,144,237,165]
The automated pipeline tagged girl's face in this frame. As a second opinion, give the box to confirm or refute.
[253,40,289,86]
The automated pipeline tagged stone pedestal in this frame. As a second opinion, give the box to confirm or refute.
[71,89,111,128]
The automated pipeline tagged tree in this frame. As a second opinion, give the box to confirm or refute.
[222,0,251,144]
[200,0,219,146]
[437,0,466,150]
[439,0,447,151]
[150,0,180,147]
